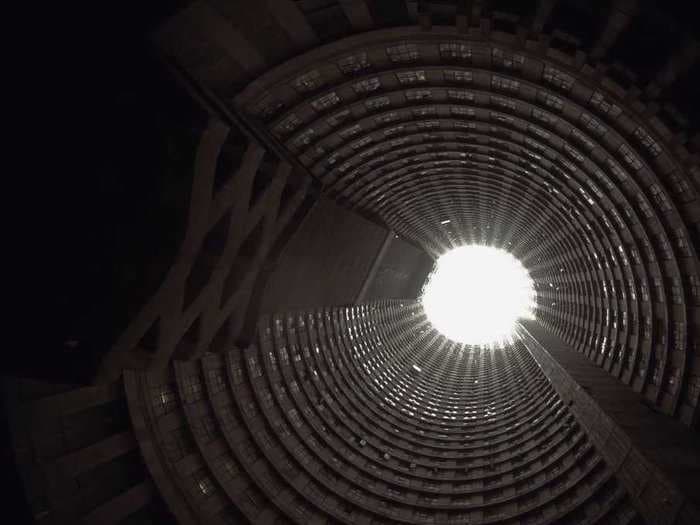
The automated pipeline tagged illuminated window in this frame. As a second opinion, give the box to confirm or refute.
[492,48,524,70]
[406,89,432,101]
[276,114,302,135]
[492,75,520,92]
[353,77,381,93]
[387,43,419,63]
[338,52,370,74]
[445,69,473,83]
[539,92,564,112]
[590,91,622,117]
[619,144,642,170]
[397,70,426,84]
[448,89,474,101]
[365,96,391,111]
[580,113,607,136]
[310,92,340,112]
[634,127,662,157]
[543,66,574,91]
[293,70,323,92]
[440,42,472,60]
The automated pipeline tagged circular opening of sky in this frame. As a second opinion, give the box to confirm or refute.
[420,245,536,347]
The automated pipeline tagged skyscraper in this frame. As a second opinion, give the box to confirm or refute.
[4,1,700,524]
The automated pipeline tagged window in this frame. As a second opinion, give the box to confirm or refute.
[351,136,373,150]
[196,473,215,497]
[634,127,662,157]
[444,69,472,83]
[580,113,607,136]
[247,355,262,378]
[413,107,437,117]
[447,89,474,101]
[339,124,362,138]
[543,66,574,91]
[310,92,340,112]
[416,120,439,129]
[451,107,475,116]
[491,96,516,110]
[275,114,301,135]
[564,143,584,163]
[649,184,672,212]
[222,458,239,479]
[606,158,628,182]
[619,144,642,170]
[570,128,596,151]
[492,112,513,124]
[387,43,419,63]
[439,42,472,60]
[396,70,426,84]
[193,415,217,442]
[353,77,381,93]
[365,96,391,111]
[529,125,550,140]
[667,171,693,198]
[539,92,564,112]
[338,52,370,74]
[688,275,700,304]
[590,91,622,117]
[152,386,177,415]
[492,48,525,70]
[492,75,520,92]
[532,108,557,126]
[326,109,350,127]
[293,70,323,92]
[406,89,432,101]
[670,277,683,305]
[383,124,405,136]
[292,128,316,148]
[207,370,226,393]
[182,376,203,403]
[252,95,283,118]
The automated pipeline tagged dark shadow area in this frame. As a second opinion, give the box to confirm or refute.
[15,1,201,385]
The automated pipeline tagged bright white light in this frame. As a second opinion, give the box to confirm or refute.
[420,245,536,346]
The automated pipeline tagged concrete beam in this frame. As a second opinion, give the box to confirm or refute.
[53,431,137,478]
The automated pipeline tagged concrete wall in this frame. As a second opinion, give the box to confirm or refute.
[519,321,700,524]
[258,198,431,313]
[360,233,434,302]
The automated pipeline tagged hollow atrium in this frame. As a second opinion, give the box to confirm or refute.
[4,1,700,524]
